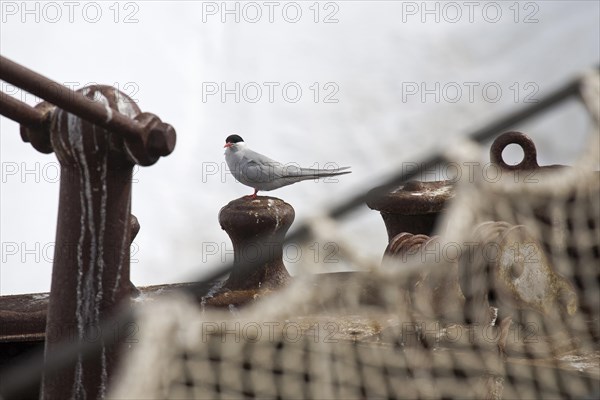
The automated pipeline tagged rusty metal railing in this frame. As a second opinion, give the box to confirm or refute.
[0,55,176,400]
[0,56,597,399]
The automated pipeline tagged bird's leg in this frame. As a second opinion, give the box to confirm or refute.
[245,188,258,199]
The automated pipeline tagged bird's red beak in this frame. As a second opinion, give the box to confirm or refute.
[224,143,233,148]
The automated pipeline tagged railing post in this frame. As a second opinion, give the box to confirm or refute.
[16,84,175,399]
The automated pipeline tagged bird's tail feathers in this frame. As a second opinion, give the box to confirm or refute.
[296,166,352,178]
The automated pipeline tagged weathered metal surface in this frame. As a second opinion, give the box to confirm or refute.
[490,131,541,171]
[367,180,454,240]
[0,90,49,147]
[0,280,220,400]
[37,85,141,399]
[489,131,567,172]
[0,56,176,165]
[384,232,433,257]
[490,131,598,192]
[218,196,294,292]
[2,74,177,398]
[0,293,48,343]
[19,101,55,154]
[0,282,218,345]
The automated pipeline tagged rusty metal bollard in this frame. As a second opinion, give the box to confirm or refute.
[17,85,175,400]
[218,197,294,294]
[367,180,454,241]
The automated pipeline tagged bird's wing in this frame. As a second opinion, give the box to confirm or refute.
[242,148,280,165]
[241,148,351,180]
[241,151,309,179]
[239,149,288,181]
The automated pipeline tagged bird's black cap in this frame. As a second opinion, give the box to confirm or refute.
[225,134,244,144]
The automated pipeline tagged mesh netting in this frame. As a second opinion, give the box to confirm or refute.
[109,72,599,400]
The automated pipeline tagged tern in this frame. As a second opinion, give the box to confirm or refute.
[224,134,351,199]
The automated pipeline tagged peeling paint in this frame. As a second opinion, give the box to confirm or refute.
[94,91,113,123]
[114,90,138,117]
[69,110,95,394]
[111,195,131,302]
[66,89,111,393]
[200,280,225,313]
[30,82,171,399]
[31,293,49,301]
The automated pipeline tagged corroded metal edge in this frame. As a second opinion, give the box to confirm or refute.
[0,282,214,343]
[366,180,455,215]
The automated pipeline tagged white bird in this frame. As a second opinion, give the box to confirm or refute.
[224,134,351,199]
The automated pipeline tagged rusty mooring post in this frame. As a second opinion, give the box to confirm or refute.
[366,180,454,241]
[218,197,294,292]
[16,85,175,399]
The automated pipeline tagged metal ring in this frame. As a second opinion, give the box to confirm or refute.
[490,131,539,170]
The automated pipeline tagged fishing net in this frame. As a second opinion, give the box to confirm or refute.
[109,71,599,399]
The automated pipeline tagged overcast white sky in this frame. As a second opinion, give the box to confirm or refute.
[1,1,599,294]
